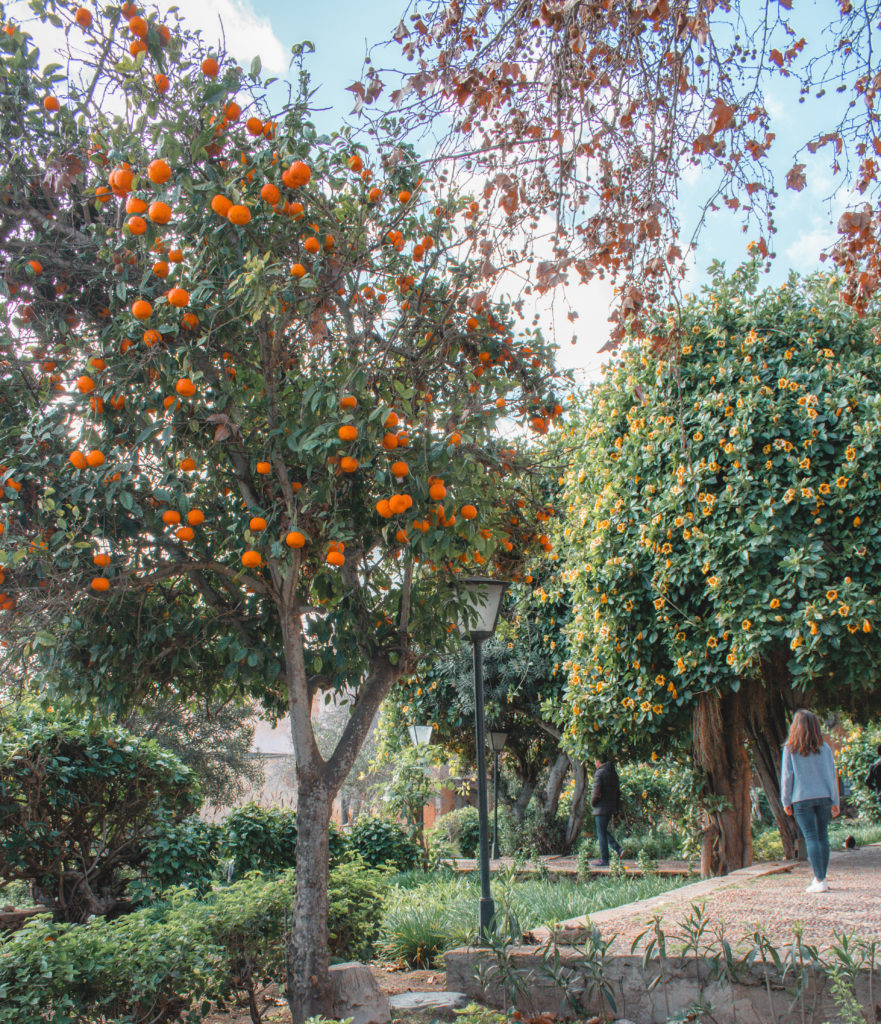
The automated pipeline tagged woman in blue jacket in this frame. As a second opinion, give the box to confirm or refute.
[781,709,840,893]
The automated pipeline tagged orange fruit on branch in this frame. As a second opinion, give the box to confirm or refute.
[175,377,196,397]
[126,195,147,214]
[340,395,358,409]
[154,73,169,93]
[75,7,92,27]
[86,450,105,468]
[326,550,344,566]
[391,460,409,477]
[76,375,96,393]
[201,56,219,77]
[376,499,393,519]
[429,482,447,501]
[461,504,478,520]
[167,287,189,308]
[286,160,311,187]
[348,154,363,172]
[90,577,110,592]
[147,200,171,223]
[128,14,147,36]
[211,194,232,216]
[147,158,171,184]
[338,424,357,442]
[187,509,205,526]
[249,516,267,532]
[227,204,251,226]
[153,260,169,278]
[340,456,358,473]
[241,550,262,568]
[126,215,147,235]
[93,552,111,567]
[260,182,280,205]
[285,530,306,548]
[225,101,241,121]
[290,263,306,278]
[303,236,320,254]
[162,510,181,525]
[27,259,43,275]
[176,526,195,541]
[255,461,271,474]
[69,451,87,469]
[246,117,263,136]
[131,299,152,319]
[180,457,196,471]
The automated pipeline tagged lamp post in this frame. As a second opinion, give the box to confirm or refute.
[457,575,509,941]
[488,731,508,860]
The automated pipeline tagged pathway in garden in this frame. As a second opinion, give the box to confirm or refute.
[530,842,881,952]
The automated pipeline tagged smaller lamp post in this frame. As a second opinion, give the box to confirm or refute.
[457,575,509,941]
[488,731,508,860]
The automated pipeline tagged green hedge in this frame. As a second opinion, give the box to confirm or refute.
[221,803,350,877]
[0,862,388,1024]
[347,816,419,870]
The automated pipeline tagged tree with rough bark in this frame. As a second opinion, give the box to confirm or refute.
[384,572,591,851]
[0,5,562,1018]
[555,262,881,876]
[357,0,881,339]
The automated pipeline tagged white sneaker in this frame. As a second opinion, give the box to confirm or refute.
[806,878,829,893]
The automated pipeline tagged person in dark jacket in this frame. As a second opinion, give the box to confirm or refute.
[591,753,622,866]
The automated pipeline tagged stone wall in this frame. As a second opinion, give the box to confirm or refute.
[445,945,877,1024]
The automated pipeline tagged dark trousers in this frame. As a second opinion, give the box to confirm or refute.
[594,814,622,864]
[792,797,832,881]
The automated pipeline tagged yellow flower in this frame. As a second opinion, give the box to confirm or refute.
[726,653,735,665]
[838,604,850,617]
[836,476,849,489]
[790,635,803,650]
[854,516,861,528]
[651,752,658,761]
[826,590,838,602]
[863,620,872,633]
[770,598,781,609]
[653,597,665,609]
[707,576,719,588]
[845,447,856,461]
[742,620,751,631]
[819,483,831,495]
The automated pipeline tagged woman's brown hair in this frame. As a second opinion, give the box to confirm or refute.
[785,709,824,757]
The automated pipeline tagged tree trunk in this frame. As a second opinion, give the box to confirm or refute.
[564,760,588,852]
[285,775,334,1022]
[693,691,753,877]
[541,750,569,818]
[741,667,800,859]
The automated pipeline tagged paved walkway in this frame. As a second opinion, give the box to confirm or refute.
[531,844,881,952]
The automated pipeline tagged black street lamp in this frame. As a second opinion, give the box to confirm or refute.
[457,575,509,941]
[488,731,508,860]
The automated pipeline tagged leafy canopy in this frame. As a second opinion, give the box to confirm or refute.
[557,263,881,758]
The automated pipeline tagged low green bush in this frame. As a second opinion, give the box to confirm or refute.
[221,803,349,877]
[347,815,418,870]
[146,815,222,894]
[0,861,388,1024]
[428,805,481,857]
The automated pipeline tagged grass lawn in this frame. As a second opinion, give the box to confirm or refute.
[378,868,689,967]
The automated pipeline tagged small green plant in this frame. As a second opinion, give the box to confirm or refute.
[146,815,222,894]
[221,804,348,877]
[428,805,482,857]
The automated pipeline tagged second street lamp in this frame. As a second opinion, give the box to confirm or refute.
[488,730,508,860]
[457,575,509,942]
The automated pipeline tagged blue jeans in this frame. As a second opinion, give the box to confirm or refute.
[594,814,622,864]
[792,797,832,881]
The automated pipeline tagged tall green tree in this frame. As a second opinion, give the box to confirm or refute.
[0,4,562,1015]
[557,263,881,874]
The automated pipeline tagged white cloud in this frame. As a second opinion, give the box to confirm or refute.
[159,0,288,75]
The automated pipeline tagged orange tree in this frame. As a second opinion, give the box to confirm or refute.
[0,3,563,1016]
[556,263,881,876]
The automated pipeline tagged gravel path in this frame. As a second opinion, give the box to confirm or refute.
[539,844,881,953]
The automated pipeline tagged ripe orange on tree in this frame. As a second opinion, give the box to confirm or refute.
[241,550,261,568]
[338,424,357,442]
[175,377,196,397]
[69,451,87,469]
[340,395,357,409]
[284,160,311,187]
[131,299,152,319]
[43,96,59,112]
[391,461,409,477]
[187,509,205,526]
[260,182,280,205]
[461,504,478,520]
[249,517,267,532]
[76,375,95,393]
[75,7,92,27]
[167,287,189,308]
[227,204,251,226]
[290,263,306,279]
[90,577,110,592]
[180,457,197,471]
[211,194,232,216]
[93,552,111,567]
[256,461,271,474]
[285,530,306,548]
[147,200,171,224]
[162,510,181,525]
[340,456,358,473]
[147,159,171,184]
[86,450,105,468]
[201,56,219,77]
[154,73,169,93]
